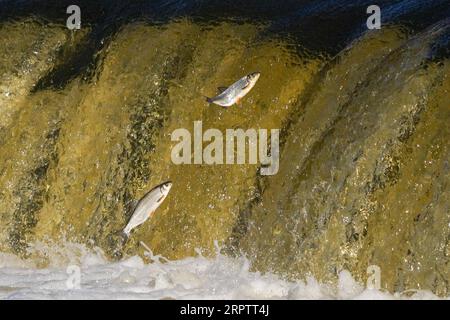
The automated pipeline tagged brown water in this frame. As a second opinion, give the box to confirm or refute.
[0,15,449,295]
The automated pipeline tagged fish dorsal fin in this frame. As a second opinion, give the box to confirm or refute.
[126,199,139,215]
[217,87,228,94]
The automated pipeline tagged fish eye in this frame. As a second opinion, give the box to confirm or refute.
[162,181,172,190]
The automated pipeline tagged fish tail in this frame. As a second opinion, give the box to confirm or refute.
[204,96,213,104]
[121,229,130,240]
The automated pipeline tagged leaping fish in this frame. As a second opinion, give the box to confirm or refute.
[205,72,260,107]
[122,181,172,238]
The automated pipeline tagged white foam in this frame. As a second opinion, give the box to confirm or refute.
[0,242,446,300]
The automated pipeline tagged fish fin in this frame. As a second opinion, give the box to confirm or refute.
[126,199,139,215]
[140,241,152,253]
[156,194,165,203]
[217,87,228,93]
[236,97,241,105]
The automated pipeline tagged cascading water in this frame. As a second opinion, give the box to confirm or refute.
[0,0,449,298]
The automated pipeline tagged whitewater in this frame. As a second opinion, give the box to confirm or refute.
[0,242,445,300]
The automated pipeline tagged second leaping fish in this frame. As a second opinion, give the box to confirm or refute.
[205,72,260,107]
[122,181,172,238]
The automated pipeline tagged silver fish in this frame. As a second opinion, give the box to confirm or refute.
[123,181,172,237]
[205,72,260,107]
